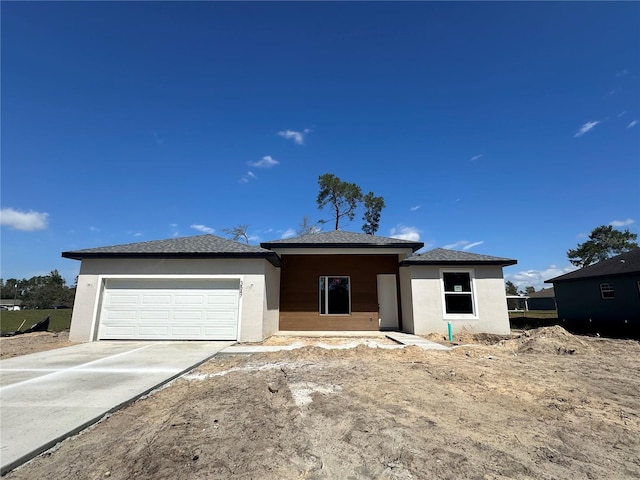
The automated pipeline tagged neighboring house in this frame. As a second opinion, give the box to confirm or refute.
[546,249,640,337]
[0,299,22,311]
[62,231,517,342]
[526,287,556,310]
[506,295,529,311]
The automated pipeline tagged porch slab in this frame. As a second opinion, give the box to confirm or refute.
[385,332,451,350]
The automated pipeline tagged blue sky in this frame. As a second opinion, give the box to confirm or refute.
[1,2,638,290]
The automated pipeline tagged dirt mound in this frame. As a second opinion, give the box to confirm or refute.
[424,330,514,346]
[508,326,594,355]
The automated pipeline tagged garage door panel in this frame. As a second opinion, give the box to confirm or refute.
[175,294,205,305]
[109,294,140,305]
[103,325,137,336]
[142,295,171,304]
[139,310,171,320]
[99,279,240,340]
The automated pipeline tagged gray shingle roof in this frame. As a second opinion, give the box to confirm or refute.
[261,230,423,251]
[527,287,555,298]
[62,234,281,266]
[401,248,517,266]
[546,248,640,283]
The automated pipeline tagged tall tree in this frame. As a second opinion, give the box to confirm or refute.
[362,192,385,235]
[222,224,250,244]
[505,280,519,295]
[297,216,321,236]
[567,225,638,267]
[524,286,536,295]
[317,174,363,230]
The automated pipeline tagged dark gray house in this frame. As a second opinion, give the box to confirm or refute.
[526,287,556,310]
[546,249,640,338]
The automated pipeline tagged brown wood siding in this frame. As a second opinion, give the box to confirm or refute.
[278,254,400,331]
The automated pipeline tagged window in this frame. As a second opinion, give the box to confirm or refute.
[442,271,476,316]
[319,276,350,315]
[600,283,615,300]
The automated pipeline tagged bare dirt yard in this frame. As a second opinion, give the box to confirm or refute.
[0,331,75,359]
[5,327,640,480]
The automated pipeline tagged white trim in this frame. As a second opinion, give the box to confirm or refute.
[93,274,245,340]
[439,268,479,320]
[600,282,615,300]
[319,275,351,316]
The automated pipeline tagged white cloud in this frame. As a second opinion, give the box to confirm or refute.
[617,111,627,118]
[410,205,421,211]
[89,226,99,232]
[248,155,279,168]
[134,232,143,237]
[628,120,638,129]
[247,171,257,179]
[280,228,296,239]
[463,241,484,250]
[609,218,635,227]
[389,225,420,242]
[0,208,49,231]
[506,264,578,291]
[169,223,178,228]
[190,224,215,234]
[277,128,311,145]
[240,177,249,184]
[247,235,260,243]
[469,154,483,162]
[442,240,483,250]
[574,121,600,137]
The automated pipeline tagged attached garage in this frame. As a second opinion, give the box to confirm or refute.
[98,279,240,340]
[62,235,282,343]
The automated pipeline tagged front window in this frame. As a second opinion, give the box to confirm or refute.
[600,283,615,300]
[319,276,350,315]
[442,271,475,316]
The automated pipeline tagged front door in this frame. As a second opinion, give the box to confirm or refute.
[377,274,399,330]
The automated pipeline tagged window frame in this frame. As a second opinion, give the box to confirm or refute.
[600,282,615,300]
[319,275,351,316]
[440,269,478,320]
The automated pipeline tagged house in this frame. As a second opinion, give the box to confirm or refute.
[526,287,556,310]
[546,249,640,337]
[62,231,517,342]
[0,299,22,311]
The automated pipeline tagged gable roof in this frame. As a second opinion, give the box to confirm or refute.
[527,287,555,298]
[546,248,640,283]
[261,230,423,251]
[62,234,282,266]
[400,248,517,266]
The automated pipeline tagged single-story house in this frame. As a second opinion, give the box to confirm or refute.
[62,231,517,342]
[546,249,640,337]
[0,299,22,311]
[526,287,556,310]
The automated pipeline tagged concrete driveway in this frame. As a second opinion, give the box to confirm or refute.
[0,341,233,475]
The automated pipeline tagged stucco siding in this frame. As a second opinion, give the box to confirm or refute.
[69,258,278,342]
[405,264,510,335]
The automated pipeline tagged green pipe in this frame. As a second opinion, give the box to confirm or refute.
[447,321,453,342]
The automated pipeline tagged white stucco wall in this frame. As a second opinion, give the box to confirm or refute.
[402,264,510,335]
[68,258,280,343]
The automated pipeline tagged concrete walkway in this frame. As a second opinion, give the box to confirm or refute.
[222,331,450,354]
[0,341,232,475]
[385,332,451,350]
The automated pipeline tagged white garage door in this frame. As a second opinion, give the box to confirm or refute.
[98,279,240,340]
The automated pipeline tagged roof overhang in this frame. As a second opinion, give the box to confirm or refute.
[61,251,283,267]
[400,259,517,267]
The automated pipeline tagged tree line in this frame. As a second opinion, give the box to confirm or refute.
[0,270,76,309]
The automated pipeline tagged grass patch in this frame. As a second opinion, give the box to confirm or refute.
[0,309,72,333]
